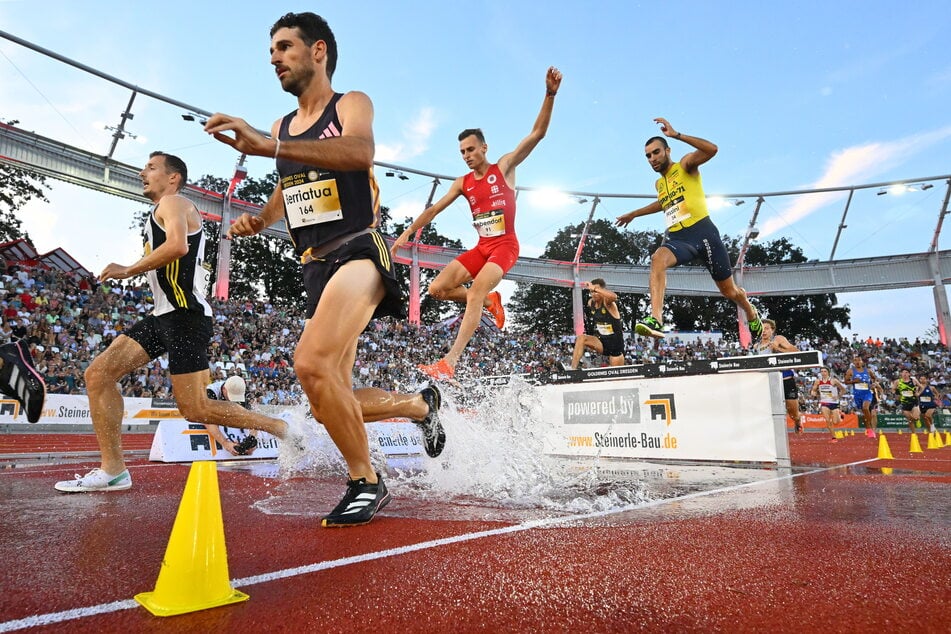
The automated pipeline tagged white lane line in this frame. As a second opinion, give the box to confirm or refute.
[0,458,878,633]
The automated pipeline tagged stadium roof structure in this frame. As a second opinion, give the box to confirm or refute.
[0,238,93,278]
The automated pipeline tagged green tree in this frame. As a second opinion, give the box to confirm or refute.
[0,121,48,243]
[390,218,463,322]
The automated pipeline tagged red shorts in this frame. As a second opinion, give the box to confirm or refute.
[455,237,520,278]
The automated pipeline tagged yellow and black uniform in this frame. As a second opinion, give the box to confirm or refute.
[276,93,403,319]
[656,162,733,282]
[896,378,918,412]
[587,303,624,358]
[124,199,214,375]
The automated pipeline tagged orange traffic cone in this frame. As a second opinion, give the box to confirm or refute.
[877,433,893,460]
[135,461,249,616]
[909,433,924,454]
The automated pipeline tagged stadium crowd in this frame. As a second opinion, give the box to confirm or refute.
[4,262,951,415]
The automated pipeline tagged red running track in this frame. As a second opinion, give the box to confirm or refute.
[0,432,949,633]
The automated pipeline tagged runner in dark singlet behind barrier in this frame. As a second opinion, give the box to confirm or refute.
[570,279,626,370]
[916,372,941,434]
[754,319,802,433]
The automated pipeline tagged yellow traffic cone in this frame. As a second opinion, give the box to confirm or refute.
[945,431,950,445]
[927,432,938,449]
[877,433,893,460]
[935,432,945,448]
[881,467,894,475]
[135,461,249,616]
[909,433,923,454]
[898,429,903,435]
[834,430,844,439]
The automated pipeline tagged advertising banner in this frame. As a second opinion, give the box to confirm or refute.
[542,372,778,463]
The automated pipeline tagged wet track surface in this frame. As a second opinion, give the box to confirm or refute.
[0,432,949,633]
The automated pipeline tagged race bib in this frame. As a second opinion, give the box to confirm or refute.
[596,323,615,336]
[920,396,932,403]
[819,385,834,397]
[901,390,914,398]
[283,176,343,229]
[664,201,690,229]
[855,382,869,391]
[473,209,506,238]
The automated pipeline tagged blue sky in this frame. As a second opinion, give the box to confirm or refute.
[1,1,950,340]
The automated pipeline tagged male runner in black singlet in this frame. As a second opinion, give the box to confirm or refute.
[204,12,444,526]
[55,152,292,493]
[570,279,626,369]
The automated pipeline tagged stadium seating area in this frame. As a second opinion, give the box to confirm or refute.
[3,262,950,413]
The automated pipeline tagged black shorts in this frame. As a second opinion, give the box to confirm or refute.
[598,334,625,358]
[783,376,799,400]
[302,231,405,320]
[661,216,733,282]
[124,311,213,375]
[900,401,919,412]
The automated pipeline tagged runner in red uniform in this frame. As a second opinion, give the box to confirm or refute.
[392,66,562,380]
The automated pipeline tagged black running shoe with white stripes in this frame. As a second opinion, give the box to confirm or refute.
[234,434,258,455]
[412,385,446,458]
[321,472,391,527]
[0,340,46,423]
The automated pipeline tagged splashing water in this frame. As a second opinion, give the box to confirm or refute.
[261,378,651,516]
[399,377,651,513]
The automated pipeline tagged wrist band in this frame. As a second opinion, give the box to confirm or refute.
[675,132,682,139]
[274,138,281,159]
[547,90,557,97]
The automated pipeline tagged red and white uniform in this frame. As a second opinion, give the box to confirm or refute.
[456,164,520,276]
[817,379,840,408]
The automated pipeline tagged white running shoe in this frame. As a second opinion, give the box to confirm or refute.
[55,468,132,493]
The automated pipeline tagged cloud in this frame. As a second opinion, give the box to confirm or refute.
[760,125,951,237]
[376,107,437,162]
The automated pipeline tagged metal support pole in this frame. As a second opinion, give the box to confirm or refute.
[829,188,854,260]
[929,179,951,345]
[735,197,764,348]
[214,155,247,301]
[105,90,138,161]
[408,177,441,325]
[572,196,601,336]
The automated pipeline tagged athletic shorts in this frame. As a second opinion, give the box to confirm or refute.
[853,391,873,407]
[920,404,936,412]
[783,375,799,400]
[661,217,733,282]
[125,310,213,375]
[455,237,520,278]
[900,401,918,413]
[301,231,404,320]
[598,334,625,358]
[820,402,839,411]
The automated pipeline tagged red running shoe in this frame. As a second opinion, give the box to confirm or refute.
[418,359,454,381]
[485,291,505,329]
